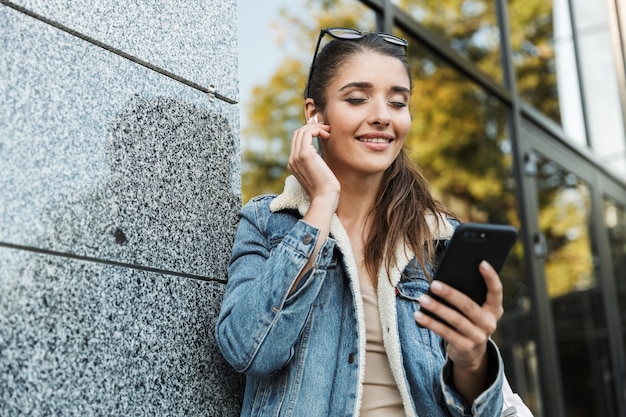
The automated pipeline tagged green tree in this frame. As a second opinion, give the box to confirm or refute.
[508,0,560,122]
[241,57,307,202]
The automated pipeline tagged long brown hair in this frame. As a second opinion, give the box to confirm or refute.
[368,150,450,282]
[306,32,450,283]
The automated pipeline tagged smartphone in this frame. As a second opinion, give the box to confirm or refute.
[422,222,518,326]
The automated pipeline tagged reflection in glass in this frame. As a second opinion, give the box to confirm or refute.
[605,199,626,360]
[508,0,588,146]
[571,0,626,176]
[536,155,618,417]
[400,27,522,300]
[398,27,539,412]
[391,0,502,83]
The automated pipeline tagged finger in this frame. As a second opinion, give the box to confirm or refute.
[414,307,461,338]
[430,262,502,323]
[288,124,330,182]
[480,261,504,321]
[480,261,503,302]
[427,281,481,321]
[290,125,316,163]
[425,280,497,336]
[415,301,489,354]
[297,128,330,157]
[289,130,299,159]
[288,130,302,173]
[414,305,484,351]
[416,293,478,334]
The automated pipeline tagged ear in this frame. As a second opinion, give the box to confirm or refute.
[304,98,320,123]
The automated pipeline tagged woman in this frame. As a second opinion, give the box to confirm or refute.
[216,28,518,416]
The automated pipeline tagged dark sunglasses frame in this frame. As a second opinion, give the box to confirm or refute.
[305,27,409,98]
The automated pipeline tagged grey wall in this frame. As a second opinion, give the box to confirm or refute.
[0,0,243,415]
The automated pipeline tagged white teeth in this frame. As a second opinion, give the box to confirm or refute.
[359,138,391,143]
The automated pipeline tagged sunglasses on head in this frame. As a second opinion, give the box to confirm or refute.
[305,27,409,98]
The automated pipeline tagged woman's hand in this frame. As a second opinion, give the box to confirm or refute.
[288,118,338,205]
[287,118,338,292]
[414,260,504,403]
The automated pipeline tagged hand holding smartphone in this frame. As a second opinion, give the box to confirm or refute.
[421,222,518,327]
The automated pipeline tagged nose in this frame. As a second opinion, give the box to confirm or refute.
[368,98,391,126]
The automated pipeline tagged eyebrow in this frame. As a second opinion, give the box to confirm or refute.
[339,81,411,94]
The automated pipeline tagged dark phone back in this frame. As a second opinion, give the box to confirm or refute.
[431,222,518,306]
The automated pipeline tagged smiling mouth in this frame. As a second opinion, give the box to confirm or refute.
[357,137,393,143]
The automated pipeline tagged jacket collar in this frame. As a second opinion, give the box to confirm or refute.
[270,175,455,244]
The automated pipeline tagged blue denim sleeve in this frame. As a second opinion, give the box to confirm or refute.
[440,339,504,416]
[214,198,336,378]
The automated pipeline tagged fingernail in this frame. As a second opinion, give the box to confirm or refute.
[430,280,443,291]
[418,294,431,305]
[414,311,424,320]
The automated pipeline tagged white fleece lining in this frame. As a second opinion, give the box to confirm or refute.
[328,215,368,416]
[269,175,310,216]
[377,245,417,417]
[269,176,455,417]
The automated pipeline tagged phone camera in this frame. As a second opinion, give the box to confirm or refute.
[462,231,488,240]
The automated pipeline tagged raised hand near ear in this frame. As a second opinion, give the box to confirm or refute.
[287,117,338,292]
[288,116,338,204]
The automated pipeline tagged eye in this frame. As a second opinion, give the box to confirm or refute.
[346,97,366,104]
[389,93,409,108]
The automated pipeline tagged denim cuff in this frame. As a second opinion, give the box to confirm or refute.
[290,220,336,292]
[440,339,504,416]
[278,219,321,258]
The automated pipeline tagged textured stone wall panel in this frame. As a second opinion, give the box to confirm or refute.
[0,0,243,415]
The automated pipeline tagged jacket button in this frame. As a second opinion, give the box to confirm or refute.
[302,234,313,244]
[348,353,355,363]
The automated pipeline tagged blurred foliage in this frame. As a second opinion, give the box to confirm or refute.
[241,57,306,200]
[535,158,594,298]
[395,0,503,83]
[508,0,560,122]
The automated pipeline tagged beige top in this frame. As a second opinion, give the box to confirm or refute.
[360,285,405,416]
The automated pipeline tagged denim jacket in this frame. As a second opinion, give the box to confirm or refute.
[216,176,504,417]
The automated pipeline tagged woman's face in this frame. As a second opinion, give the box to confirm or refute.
[319,50,411,179]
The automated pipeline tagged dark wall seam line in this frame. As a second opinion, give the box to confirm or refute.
[0,241,228,284]
[0,0,237,104]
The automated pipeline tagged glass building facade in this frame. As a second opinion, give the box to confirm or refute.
[239,0,626,416]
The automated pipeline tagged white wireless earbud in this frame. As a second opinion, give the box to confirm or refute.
[313,115,319,123]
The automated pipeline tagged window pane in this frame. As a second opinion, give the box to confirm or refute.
[536,155,619,417]
[571,0,626,176]
[392,0,502,83]
[508,0,586,142]
[605,199,626,359]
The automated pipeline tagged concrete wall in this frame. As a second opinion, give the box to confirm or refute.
[0,0,244,415]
